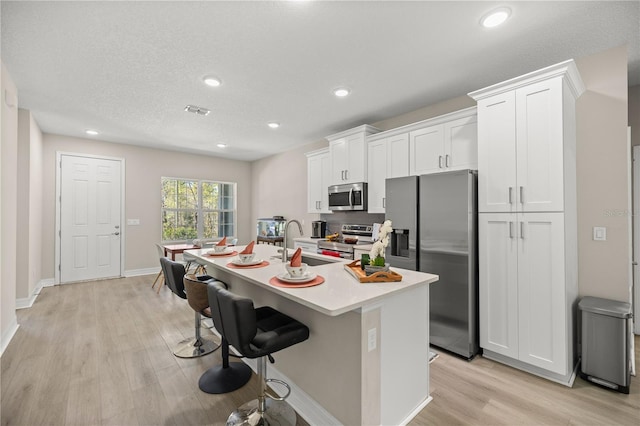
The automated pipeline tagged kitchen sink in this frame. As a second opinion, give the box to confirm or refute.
[300,255,338,266]
[273,250,340,266]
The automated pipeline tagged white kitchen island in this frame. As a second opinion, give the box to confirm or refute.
[186,243,438,425]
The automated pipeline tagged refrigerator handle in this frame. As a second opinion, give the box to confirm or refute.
[509,221,514,239]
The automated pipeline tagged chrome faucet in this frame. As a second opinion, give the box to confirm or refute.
[282,219,304,263]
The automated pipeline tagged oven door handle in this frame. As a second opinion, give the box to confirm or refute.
[348,188,354,208]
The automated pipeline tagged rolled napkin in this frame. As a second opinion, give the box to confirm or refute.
[216,236,227,246]
[290,247,302,267]
[240,241,255,255]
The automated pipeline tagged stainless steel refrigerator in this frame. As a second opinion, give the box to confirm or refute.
[385,170,479,359]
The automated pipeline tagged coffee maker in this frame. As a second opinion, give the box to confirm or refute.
[311,220,327,239]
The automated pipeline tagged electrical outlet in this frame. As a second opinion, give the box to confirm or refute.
[367,328,377,352]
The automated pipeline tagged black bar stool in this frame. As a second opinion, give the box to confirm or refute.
[160,258,217,358]
[199,280,252,394]
[209,283,310,426]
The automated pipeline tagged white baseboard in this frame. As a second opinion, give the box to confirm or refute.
[124,267,158,277]
[1,316,19,357]
[16,278,54,310]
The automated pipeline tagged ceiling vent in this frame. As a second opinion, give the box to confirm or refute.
[184,105,210,116]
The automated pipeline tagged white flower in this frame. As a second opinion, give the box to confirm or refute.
[370,220,393,260]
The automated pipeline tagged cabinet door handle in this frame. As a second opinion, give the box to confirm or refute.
[341,170,344,180]
[445,154,450,167]
[508,187,513,205]
[345,170,349,180]
[509,221,514,239]
[382,197,386,208]
[520,222,525,239]
[520,186,524,204]
[438,156,443,168]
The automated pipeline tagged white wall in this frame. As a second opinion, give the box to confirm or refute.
[41,134,253,277]
[1,61,19,354]
[250,140,327,244]
[575,46,630,301]
[16,109,44,301]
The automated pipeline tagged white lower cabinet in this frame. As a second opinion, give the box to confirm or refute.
[479,212,569,376]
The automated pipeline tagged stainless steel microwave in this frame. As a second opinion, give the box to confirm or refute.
[328,182,367,211]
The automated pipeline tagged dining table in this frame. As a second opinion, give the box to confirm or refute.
[162,243,198,260]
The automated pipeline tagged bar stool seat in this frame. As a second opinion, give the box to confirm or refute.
[209,284,309,426]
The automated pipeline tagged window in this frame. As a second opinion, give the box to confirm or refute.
[161,177,236,242]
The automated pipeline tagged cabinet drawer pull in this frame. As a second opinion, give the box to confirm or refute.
[445,154,450,167]
[438,156,443,168]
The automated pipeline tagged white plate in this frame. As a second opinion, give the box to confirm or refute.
[276,272,317,284]
[231,258,263,266]
[206,248,234,256]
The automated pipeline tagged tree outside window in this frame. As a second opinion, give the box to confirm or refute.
[161,177,236,242]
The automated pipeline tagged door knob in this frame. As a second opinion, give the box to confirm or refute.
[113,231,120,236]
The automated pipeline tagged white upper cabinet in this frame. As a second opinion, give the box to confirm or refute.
[471,61,584,214]
[367,133,410,213]
[327,125,381,185]
[306,148,332,214]
[409,124,444,175]
[445,114,478,171]
[408,108,478,176]
[367,139,388,214]
[386,133,410,178]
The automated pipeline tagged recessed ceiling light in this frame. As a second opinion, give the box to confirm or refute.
[481,7,511,28]
[85,129,99,136]
[203,76,222,87]
[268,122,280,129]
[217,143,227,148]
[333,87,351,97]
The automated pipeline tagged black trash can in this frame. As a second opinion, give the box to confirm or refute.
[578,296,632,394]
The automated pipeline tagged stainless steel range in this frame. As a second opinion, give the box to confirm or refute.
[316,224,373,259]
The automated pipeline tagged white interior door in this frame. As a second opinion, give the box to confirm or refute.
[59,154,122,283]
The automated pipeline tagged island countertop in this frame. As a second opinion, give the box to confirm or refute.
[186,243,438,316]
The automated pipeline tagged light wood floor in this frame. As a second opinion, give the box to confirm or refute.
[1,274,638,425]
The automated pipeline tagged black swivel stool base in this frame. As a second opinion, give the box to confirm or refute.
[198,338,252,394]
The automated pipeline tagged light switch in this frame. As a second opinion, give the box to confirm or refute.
[593,227,606,241]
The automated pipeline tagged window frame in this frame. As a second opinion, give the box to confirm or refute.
[161,176,237,243]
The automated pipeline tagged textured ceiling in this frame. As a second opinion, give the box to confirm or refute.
[2,0,639,161]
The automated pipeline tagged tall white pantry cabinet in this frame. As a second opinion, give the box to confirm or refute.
[469,60,585,385]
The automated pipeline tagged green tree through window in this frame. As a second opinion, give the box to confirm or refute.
[161,177,236,242]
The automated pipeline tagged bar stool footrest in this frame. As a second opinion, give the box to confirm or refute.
[226,398,296,426]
